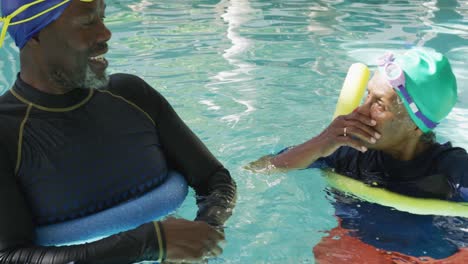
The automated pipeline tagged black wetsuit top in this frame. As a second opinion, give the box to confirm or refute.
[311,143,468,200]
[0,74,236,263]
[310,144,468,258]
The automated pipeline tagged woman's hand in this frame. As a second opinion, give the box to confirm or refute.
[268,110,381,170]
[315,110,381,157]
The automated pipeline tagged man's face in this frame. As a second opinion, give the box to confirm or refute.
[357,70,418,149]
[36,0,111,91]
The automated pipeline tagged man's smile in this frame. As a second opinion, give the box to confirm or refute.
[88,49,108,73]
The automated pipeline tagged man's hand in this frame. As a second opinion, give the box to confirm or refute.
[161,218,225,263]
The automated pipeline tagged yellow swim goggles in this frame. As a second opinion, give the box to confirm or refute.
[0,0,94,48]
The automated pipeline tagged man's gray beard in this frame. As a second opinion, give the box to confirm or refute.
[50,65,110,91]
[83,66,109,90]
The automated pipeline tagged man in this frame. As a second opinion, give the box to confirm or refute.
[0,0,236,263]
[249,48,468,262]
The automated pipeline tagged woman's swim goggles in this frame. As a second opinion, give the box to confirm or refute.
[0,0,94,48]
[377,52,438,130]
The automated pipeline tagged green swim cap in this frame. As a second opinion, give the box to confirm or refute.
[395,48,458,133]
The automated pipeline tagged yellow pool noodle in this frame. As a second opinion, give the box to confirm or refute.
[333,63,370,119]
[325,171,468,217]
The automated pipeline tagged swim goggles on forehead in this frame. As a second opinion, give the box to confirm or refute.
[377,52,438,129]
[0,0,94,48]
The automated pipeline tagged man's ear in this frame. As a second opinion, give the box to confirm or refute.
[24,34,40,48]
[31,34,40,45]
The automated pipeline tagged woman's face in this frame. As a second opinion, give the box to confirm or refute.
[357,71,419,150]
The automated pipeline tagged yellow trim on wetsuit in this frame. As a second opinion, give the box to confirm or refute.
[10,88,94,112]
[95,90,156,126]
[153,221,164,262]
[15,103,33,175]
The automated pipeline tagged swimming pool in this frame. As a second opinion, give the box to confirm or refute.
[1,0,467,263]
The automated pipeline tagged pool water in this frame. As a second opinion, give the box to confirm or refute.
[1,0,467,263]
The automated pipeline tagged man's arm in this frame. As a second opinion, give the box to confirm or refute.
[107,73,235,260]
[107,74,237,226]
[142,82,237,226]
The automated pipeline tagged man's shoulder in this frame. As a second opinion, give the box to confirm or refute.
[105,73,162,102]
[0,88,20,105]
[107,73,148,94]
[109,73,146,85]
[0,89,27,122]
[0,91,23,152]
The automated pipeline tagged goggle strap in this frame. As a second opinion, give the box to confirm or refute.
[397,84,438,129]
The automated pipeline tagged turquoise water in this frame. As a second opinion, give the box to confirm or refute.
[1,0,467,263]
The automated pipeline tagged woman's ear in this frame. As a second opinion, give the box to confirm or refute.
[413,126,423,137]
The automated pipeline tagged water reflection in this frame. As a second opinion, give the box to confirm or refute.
[0,42,19,94]
[208,0,258,127]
